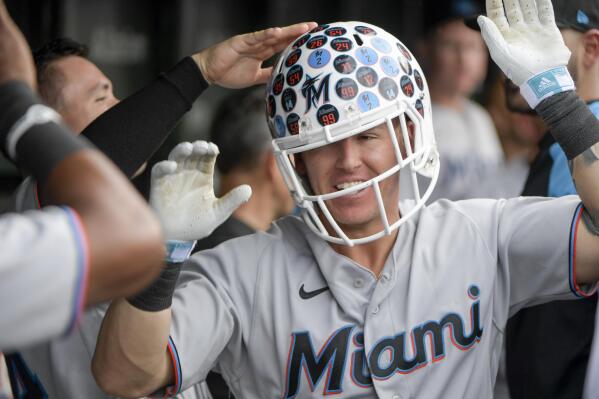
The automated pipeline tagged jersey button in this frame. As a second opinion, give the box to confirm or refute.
[354,278,364,288]
[392,395,400,399]
[372,305,379,315]
[381,272,390,283]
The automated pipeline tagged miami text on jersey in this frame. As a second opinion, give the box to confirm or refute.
[283,286,483,398]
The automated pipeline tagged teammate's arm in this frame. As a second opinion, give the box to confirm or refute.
[93,141,250,397]
[77,22,317,181]
[478,0,599,283]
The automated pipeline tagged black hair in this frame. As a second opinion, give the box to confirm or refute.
[209,88,272,175]
[33,38,89,107]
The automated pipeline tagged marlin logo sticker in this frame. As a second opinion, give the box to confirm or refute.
[302,73,331,113]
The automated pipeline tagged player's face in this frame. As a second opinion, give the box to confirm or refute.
[51,56,119,133]
[298,120,407,237]
[430,20,488,96]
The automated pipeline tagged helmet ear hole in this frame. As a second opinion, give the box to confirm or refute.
[353,34,363,46]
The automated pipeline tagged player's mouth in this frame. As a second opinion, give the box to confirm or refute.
[334,180,367,194]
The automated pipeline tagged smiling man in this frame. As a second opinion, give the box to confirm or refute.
[92,3,599,398]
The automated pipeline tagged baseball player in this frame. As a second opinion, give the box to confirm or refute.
[92,1,599,398]
[0,0,164,350]
[2,18,317,399]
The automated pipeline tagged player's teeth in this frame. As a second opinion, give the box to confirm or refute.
[336,181,364,190]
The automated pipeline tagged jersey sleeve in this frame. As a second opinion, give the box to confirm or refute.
[495,196,594,317]
[162,232,275,396]
[0,206,90,350]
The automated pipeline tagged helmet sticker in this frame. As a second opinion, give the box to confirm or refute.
[371,37,392,53]
[307,35,327,50]
[274,115,286,137]
[308,49,331,69]
[331,37,353,52]
[302,73,331,113]
[415,99,424,117]
[311,24,329,33]
[357,91,380,112]
[398,56,412,75]
[267,95,276,117]
[380,56,400,77]
[285,49,302,67]
[356,66,378,87]
[334,54,357,74]
[282,88,297,112]
[400,75,415,97]
[378,78,399,101]
[293,34,311,49]
[356,47,378,65]
[316,104,339,126]
[287,113,300,135]
[414,69,424,91]
[287,65,304,87]
[355,26,377,36]
[325,27,347,37]
[335,78,359,100]
[273,73,285,95]
[397,42,413,60]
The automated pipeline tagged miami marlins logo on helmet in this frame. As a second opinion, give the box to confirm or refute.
[302,73,331,114]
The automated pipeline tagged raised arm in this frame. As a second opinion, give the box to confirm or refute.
[79,22,317,180]
[479,0,599,283]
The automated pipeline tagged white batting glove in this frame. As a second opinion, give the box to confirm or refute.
[478,0,574,108]
[150,141,252,246]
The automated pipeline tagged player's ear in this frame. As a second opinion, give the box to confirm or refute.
[583,29,599,67]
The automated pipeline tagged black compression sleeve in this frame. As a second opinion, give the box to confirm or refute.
[537,91,599,159]
[81,56,208,177]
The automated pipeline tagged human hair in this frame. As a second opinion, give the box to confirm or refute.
[33,38,89,107]
[209,88,272,175]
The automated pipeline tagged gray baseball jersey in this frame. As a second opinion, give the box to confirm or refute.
[163,195,593,398]
[7,178,212,399]
[0,205,88,350]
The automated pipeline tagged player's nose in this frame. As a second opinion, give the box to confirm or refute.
[334,138,362,171]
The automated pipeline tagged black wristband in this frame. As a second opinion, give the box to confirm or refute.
[0,81,91,184]
[537,91,599,160]
[127,262,182,312]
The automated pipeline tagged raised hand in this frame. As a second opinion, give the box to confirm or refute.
[0,0,36,88]
[478,0,573,108]
[192,22,317,88]
[150,141,252,241]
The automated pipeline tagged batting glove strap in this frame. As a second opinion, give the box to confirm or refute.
[520,66,575,109]
[165,240,197,263]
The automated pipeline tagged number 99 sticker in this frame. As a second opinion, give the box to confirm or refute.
[317,104,340,126]
[335,78,358,100]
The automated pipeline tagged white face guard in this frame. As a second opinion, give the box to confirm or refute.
[266,22,439,246]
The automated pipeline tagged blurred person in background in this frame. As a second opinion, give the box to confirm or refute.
[194,88,295,399]
[419,0,505,201]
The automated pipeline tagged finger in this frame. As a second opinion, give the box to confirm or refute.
[193,140,219,174]
[478,15,511,64]
[486,0,511,33]
[246,22,317,47]
[168,142,193,164]
[519,0,540,24]
[151,160,177,179]
[536,0,556,26]
[255,67,274,85]
[214,184,252,219]
[504,0,525,27]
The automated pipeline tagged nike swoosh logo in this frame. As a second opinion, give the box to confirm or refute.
[299,284,330,300]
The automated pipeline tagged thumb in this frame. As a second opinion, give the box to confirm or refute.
[477,15,507,51]
[214,184,252,219]
[256,66,274,85]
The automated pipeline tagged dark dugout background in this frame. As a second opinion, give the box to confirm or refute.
[0,0,428,206]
